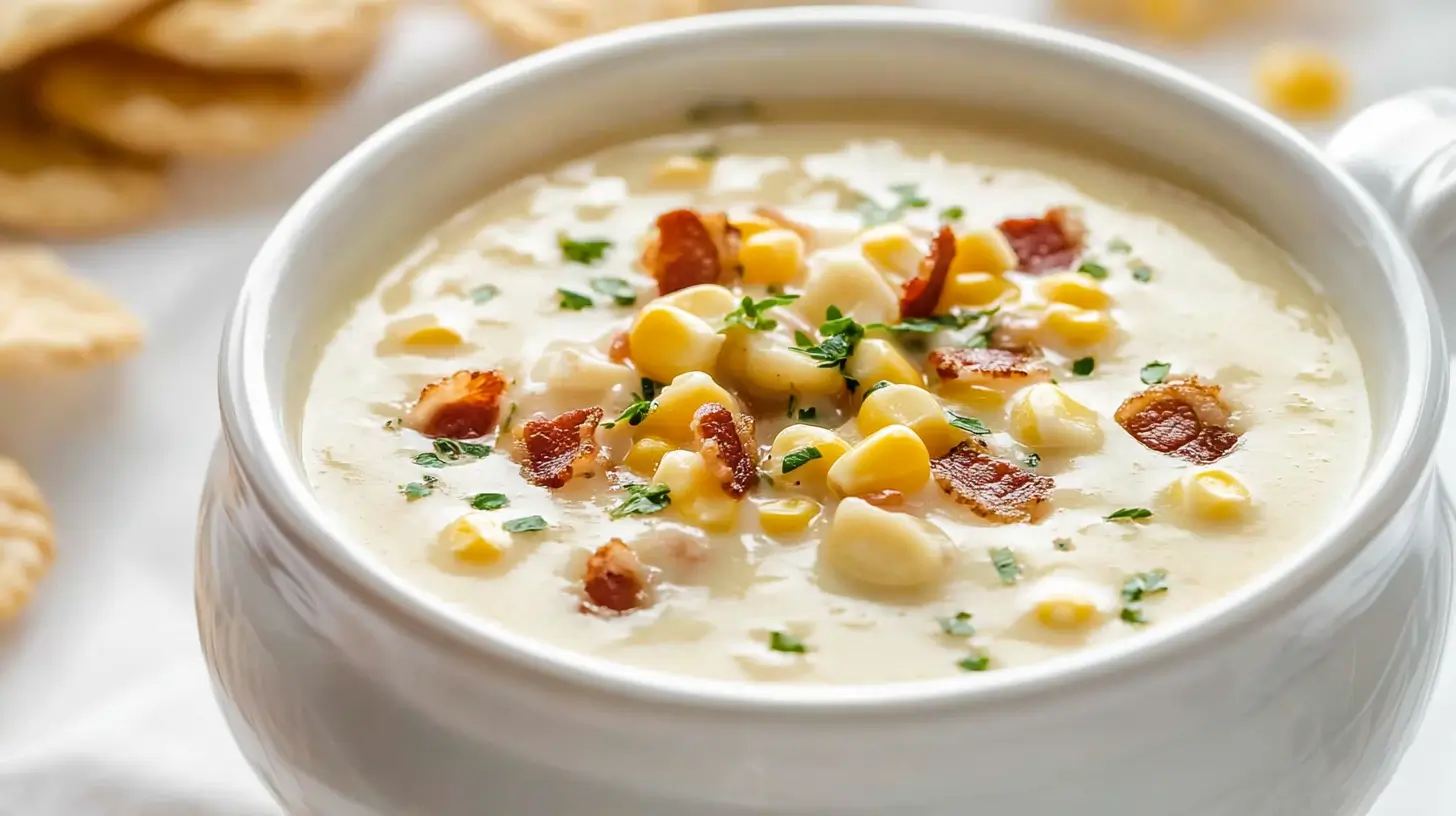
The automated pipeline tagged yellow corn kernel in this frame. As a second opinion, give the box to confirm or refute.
[1168,469,1252,522]
[1039,271,1111,310]
[1007,383,1103,451]
[758,498,821,537]
[388,315,464,346]
[1041,303,1114,348]
[796,253,900,328]
[949,229,1019,275]
[532,345,633,396]
[628,303,726,383]
[856,383,957,456]
[739,228,806,286]
[730,213,780,241]
[821,497,950,587]
[1257,44,1348,119]
[939,382,1009,414]
[846,338,924,391]
[651,155,713,187]
[440,513,514,565]
[859,224,923,279]
[935,271,1020,312]
[652,450,739,531]
[1027,576,1111,630]
[768,424,852,488]
[827,425,931,497]
[723,329,845,397]
[624,436,674,477]
[658,283,738,322]
[636,371,739,445]
[1034,597,1102,630]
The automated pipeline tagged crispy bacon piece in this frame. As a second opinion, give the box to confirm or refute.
[641,209,741,295]
[997,206,1086,273]
[860,489,906,509]
[402,370,507,439]
[1114,378,1240,464]
[931,442,1054,524]
[608,330,632,364]
[929,346,1051,388]
[899,225,957,319]
[582,538,653,615]
[517,406,605,488]
[691,402,757,499]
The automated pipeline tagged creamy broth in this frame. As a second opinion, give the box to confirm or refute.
[301,118,1370,684]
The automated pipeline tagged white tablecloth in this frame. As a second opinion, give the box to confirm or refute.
[2,1,1454,812]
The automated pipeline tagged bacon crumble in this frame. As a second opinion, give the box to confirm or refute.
[402,369,507,439]
[641,209,741,295]
[931,442,1054,524]
[1114,378,1240,464]
[691,402,758,499]
[929,346,1051,388]
[860,489,906,509]
[608,330,632,364]
[582,538,653,615]
[899,225,957,319]
[517,406,605,488]
[997,206,1086,273]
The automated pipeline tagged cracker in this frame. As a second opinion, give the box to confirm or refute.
[0,244,144,376]
[0,0,162,70]
[112,0,398,78]
[461,0,705,53]
[0,457,54,624]
[34,45,328,158]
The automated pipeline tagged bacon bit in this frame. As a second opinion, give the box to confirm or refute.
[860,489,906,509]
[517,406,605,488]
[929,346,1051,388]
[1114,378,1240,464]
[641,209,741,295]
[997,206,1086,273]
[691,402,757,499]
[931,442,1054,524]
[608,331,632,364]
[582,538,653,615]
[899,226,957,319]
[402,370,507,439]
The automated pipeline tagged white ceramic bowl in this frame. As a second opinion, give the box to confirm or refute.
[198,8,1456,815]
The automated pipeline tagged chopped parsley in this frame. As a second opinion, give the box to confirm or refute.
[869,307,997,335]
[590,276,637,306]
[856,182,931,226]
[958,653,991,672]
[601,379,662,429]
[1024,452,1041,468]
[400,475,439,501]
[792,306,866,391]
[1053,536,1074,551]
[1071,356,1096,376]
[558,235,612,265]
[1131,262,1154,283]
[692,145,722,161]
[797,407,817,421]
[785,394,797,418]
[937,611,976,637]
[862,380,894,398]
[469,283,501,304]
[608,483,672,519]
[939,205,965,223]
[947,411,991,435]
[781,446,823,474]
[1105,507,1154,522]
[468,492,510,511]
[1140,360,1172,385]
[503,515,548,533]
[1078,261,1110,281]
[1120,569,1169,624]
[382,418,401,432]
[432,438,491,462]
[990,547,1022,585]
[721,293,800,332]
[413,452,446,468]
[557,288,594,310]
[769,631,808,653]
[1107,237,1133,254]
[500,402,518,434]
[685,98,760,124]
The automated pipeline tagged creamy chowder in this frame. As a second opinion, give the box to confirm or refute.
[301,114,1370,684]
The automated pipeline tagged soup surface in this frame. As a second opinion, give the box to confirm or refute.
[301,117,1370,684]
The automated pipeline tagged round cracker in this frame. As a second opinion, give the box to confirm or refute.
[0,457,54,624]
[461,0,705,53]
[113,0,398,78]
[34,45,328,158]
[0,244,145,375]
[0,0,162,70]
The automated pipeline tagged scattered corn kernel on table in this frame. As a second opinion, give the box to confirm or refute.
[2,1,1455,812]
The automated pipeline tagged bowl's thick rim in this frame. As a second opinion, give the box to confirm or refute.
[219,6,1447,715]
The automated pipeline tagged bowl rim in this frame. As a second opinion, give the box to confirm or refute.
[218,6,1447,715]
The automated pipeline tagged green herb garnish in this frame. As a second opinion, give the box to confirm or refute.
[469,284,501,304]
[785,394,797,418]
[469,493,510,511]
[692,145,722,161]
[557,288,594,310]
[781,447,823,474]
[503,515,548,533]
[857,182,931,226]
[608,483,672,519]
[1078,261,1110,281]
[769,631,808,653]
[1140,361,1171,385]
[948,411,991,435]
[602,379,662,429]
[1120,569,1169,625]
[791,306,866,391]
[500,402,518,434]
[590,277,637,306]
[1107,237,1132,254]
[400,475,439,501]
[558,235,612,265]
[869,307,997,335]
[382,418,401,432]
[433,438,491,462]
[939,205,965,223]
[1024,452,1041,468]
[1105,507,1154,522]
[938,611,976,637]
[1071,356,1096,376]
[1053,537,1073,551]
[722,293,800,333]
[413,452,446,468]
[958,653,991,672]
[1131,262,1153,283]
[990,547,1022,585]
[797,407,817,421]
[863,380,894,398]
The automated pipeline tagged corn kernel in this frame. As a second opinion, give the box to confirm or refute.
[796,253,900,328]
[652,450,739,531]
[939,382,1009,413]
[628,303,726,383]
[1257,44,1347,119]
[532,345,633,396]
[1035,597,1102,630]
[758,498,821,537]
[846,338,924,391]
[624,436,674,477]
[738,228,806,286]
[722,329,845,397]
[827,425,931,497]
[936,271,1020,312]
[388,315,464,346]
[1039,271,1111,310]
[730,213,779,241]
[821,497,950,587]
[1027,576,1112,630]
[858,224,923,279]
[658,283,738,322]
[1007,383,1103,451]
[651,155,713,187]
[440,513,514,565]
[949,229,1019,275]
[857,383,957,456]
[636,371,739,445]
[1041,303,1114,348]
[769,424,852,488]
[1168,468,1252,522]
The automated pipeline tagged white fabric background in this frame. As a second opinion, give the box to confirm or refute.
[2,1,1454,813]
